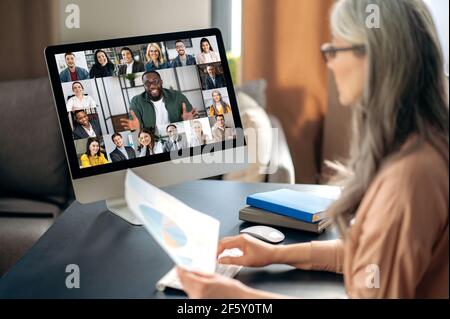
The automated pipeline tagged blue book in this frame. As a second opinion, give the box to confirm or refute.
[246,189,334,223]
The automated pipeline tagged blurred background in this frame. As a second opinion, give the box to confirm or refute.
[0,0,447,184]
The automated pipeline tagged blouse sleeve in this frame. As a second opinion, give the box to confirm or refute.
[214,51,221,62]
[80,154,91,167]
[100,154,109,165]
[196,54,204,65]
[309,239,345,274]
[88,95,96,108]
[66,98,74,112]
[209,106,215,117]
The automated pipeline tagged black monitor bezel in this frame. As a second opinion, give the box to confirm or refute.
[45,28,245,180]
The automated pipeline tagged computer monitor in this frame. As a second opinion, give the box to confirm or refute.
[45,28,248,225]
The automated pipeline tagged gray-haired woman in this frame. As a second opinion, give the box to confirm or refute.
[178,0,449,298]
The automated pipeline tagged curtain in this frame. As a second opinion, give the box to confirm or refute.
[0,0,59,81]
[242,0,334,183]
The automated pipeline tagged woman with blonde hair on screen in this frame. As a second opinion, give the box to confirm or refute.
[189,120,209,147]
[145,43,170,71]
[178,0,449,298]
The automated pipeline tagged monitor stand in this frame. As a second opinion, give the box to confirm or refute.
[106,197,142,226]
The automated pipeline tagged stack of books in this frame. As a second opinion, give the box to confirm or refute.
[239,189,335,234]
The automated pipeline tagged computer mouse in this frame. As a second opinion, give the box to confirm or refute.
[240,225,285,244]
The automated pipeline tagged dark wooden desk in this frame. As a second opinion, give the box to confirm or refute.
[0,180,345,298]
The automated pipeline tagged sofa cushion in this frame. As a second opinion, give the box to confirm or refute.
[0,198,61,218]
[0,216,54,276]
[0,77,71,205]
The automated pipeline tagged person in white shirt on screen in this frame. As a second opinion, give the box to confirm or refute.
[163,124,187,152]
[120,71,198,135]
[109,132,137,162]
[118,47,145,75]
[137,129,162,157]
[196,38,221,64]
[189,120,209,146]
[66,81,96,112]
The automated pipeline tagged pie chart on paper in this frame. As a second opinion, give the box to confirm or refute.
[139,204,188,249]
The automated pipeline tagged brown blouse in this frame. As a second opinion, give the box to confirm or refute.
[309,135,449,298]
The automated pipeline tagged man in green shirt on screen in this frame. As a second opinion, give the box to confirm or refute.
[120,71,198,133]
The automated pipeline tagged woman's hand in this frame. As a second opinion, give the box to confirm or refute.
[177,267,290,299]
[217,234,278,267]
[176,267,251,299]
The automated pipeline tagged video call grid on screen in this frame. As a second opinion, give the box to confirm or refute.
[45,29,244,179]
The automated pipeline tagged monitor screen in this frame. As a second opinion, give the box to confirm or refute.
[45,29,243,179]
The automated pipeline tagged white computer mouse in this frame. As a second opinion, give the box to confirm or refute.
[240,225,285,244]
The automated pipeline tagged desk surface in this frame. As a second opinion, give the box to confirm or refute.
[0,180,345,298]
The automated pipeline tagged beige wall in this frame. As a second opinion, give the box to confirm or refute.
[0,0,59,81]
[59,0,211,43]
[0,0,211,80]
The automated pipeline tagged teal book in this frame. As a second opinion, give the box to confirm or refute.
[246,189,334,223]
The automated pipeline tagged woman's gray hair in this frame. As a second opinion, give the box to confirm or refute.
[328,0,449,237]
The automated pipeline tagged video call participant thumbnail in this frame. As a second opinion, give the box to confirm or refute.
[196,38,220,64]
[120,71,198,133]
[145,43,170,71]
[59,52,89,83]
[80,137,109,167]
[171,40,196,68]
[163,124,187,152]
[189,120,209,146]
[212,114,235,142]
[118,47,145,75]
[109,132,137,162]
[208,90,231,116]
[204,64,226,90]
[89,49,116,78]
[137,129,163,156]
[72,110,102,140]
[66,81,97,112]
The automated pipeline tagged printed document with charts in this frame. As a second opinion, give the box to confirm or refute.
[125,169,220,275]
[125,169,242,291]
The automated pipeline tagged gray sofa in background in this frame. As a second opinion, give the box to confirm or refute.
[0,78,74,276]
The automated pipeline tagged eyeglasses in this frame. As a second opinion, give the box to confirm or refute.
[144,78,161,86]
[320,43,366,62]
